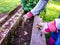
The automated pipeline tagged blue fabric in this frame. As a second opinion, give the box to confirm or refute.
[51,14,60,41]
[51,32,58,41]
[51,30,60,40]
[50,14,60,45]
[54,14,60,45]
[55,33,60,45]
[51,30,60,45]
[51,15,60,45]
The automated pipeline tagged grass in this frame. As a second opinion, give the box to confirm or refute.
[0,0,20,13]
[40,0,60,22]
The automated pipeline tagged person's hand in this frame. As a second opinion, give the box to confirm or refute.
[36,22,50,33]
[41,22,51,33]
[22,12,33,22]
[23,15,29,22]
[36,21,57,33]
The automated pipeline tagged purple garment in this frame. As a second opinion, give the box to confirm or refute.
[47,36,55,45]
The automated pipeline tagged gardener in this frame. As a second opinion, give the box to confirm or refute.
[21,0,49,21]
[21,0,59,45]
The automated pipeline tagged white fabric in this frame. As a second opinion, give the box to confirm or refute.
[41,22,48,33]
[31,0,48,16]
[55,19,60,30]
[38,22,48,33]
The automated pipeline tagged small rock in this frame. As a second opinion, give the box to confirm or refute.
[24,31,28,35]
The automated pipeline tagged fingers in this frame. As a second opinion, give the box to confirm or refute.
[22,15,28,22]
[36,22,49,33]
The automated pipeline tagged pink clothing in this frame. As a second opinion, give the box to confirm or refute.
[48,21,57,32]
[45,28,50,32]
[26,12,33,18]
[45,19,60,33]
[45,20,57,33]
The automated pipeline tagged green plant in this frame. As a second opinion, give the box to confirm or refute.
[21,0,38,12]
[40,0,60,22]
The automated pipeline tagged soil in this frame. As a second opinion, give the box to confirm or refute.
[8,17,34,45]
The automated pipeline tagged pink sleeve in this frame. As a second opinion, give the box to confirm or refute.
[45,21,57,32]
[26,12,33,18]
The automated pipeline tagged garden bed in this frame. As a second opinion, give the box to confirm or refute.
[0,5,24,45]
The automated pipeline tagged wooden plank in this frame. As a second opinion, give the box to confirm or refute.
[0,8,24,45]
[30,16,46,45]
[0,5,21,26]
[0,15,7,23]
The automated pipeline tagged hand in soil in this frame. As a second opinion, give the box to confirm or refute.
[22,15,29,22]
[37,22,50,34]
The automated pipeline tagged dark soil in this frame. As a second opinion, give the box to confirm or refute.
[9,17,34,45]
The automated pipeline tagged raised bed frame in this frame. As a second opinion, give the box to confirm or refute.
[0,5,24,45]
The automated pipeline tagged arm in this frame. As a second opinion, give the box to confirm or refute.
[41,19,60,33]
[23,0,48,22]
[31,0,48,16]
[25,0,49,18]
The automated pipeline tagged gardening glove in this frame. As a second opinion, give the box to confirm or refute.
[36,21,57,33]
[23,12,33,22]
[42,19,60,33]
[36,22,50,33]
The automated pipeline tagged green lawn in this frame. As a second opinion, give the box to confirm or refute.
[41,0,60,22]
[0,0,20,13]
